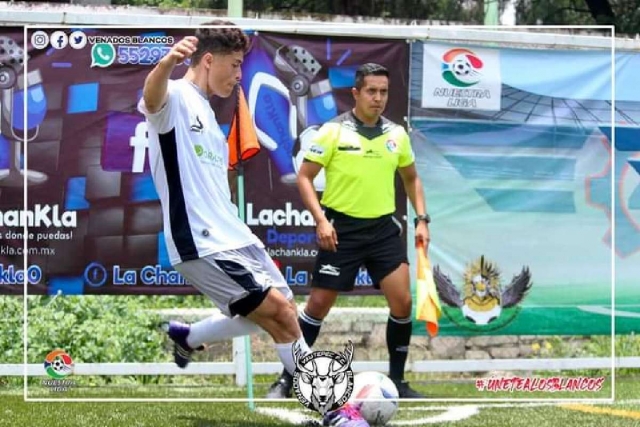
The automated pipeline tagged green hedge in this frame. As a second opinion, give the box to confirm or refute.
[0,296,168,366]
[26,295,167,365]
[1,296,23,364]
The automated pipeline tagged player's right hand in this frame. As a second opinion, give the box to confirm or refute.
[162,36,198,66]
[316,219,338,252]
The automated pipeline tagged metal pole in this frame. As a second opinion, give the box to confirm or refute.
[229,84,255,410]
[228,0,244,18]
[484,0,500,25]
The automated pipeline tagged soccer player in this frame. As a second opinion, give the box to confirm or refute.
[267,63,429,400]
[138,21,312,380]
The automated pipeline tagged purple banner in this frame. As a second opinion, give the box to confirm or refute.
[0,28,408,296]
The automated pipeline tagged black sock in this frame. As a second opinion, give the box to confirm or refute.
[387,314,412,382]
[298,310,323,347]
[281,310,323,381]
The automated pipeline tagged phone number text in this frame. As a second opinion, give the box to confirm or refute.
[117,45,190,66]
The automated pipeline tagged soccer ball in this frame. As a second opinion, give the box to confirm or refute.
[349,371,399,426]
[52,358,65,372]
[451,56,472,77]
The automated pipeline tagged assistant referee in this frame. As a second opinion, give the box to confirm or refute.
[267,63,430,399]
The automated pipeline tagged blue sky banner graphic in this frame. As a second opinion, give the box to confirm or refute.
[410,42,638,336]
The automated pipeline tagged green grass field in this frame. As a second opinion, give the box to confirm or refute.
[4,295,638,426]
[2,375,639,427]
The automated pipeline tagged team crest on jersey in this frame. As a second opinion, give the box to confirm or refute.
[385,139,398,153]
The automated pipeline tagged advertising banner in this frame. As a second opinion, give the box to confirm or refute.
[0,27,409,296]
[0,27,26,295]
[410,42,638,336]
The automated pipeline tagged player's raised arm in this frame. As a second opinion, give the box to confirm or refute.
[142,36,198,114]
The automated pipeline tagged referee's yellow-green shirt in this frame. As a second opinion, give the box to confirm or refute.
[304,111,415,219]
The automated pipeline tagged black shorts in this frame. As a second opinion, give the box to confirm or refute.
[311,208,408,291]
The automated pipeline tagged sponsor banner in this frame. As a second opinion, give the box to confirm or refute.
[410,42,639,335]
[0,27,237,296]
[421,44,501,111]
[0,27,409,295]
[0,27,26,295]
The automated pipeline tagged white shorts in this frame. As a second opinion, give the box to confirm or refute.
[173,244,293,318]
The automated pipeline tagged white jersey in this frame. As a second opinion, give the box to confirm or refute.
[138,79,262,266]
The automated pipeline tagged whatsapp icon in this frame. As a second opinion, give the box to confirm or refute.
[91,43,116,68]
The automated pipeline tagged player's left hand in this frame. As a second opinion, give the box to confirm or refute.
[415,222,430,252]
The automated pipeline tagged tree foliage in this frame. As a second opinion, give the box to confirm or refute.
[514,0,640,35]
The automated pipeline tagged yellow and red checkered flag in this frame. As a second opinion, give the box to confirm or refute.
[415,242,442,337]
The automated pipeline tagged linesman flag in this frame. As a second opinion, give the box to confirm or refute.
[415,242,442,337]
[228,85,260,170]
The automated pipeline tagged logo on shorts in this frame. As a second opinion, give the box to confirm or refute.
[319,264,340,276]
[292,341,355,416]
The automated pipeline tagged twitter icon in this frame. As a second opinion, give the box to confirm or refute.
[69,30,87,50]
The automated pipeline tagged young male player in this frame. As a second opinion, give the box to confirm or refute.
[138,21,312,380]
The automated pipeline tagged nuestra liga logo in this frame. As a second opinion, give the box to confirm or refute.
[441,48,484,87]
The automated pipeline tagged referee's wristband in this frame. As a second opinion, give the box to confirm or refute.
[414,214,431,227]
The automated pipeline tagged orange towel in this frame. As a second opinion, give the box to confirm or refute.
[415,242,442,337]
[228,86,260,170]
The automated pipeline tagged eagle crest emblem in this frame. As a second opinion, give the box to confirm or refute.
[434,256,532,327]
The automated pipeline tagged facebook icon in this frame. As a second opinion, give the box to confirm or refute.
[49,31,68,50]
[102,113,150,173]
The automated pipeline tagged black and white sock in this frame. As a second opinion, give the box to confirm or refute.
[299,310,323,347]
[386,314,412,382]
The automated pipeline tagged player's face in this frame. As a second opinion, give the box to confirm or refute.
[353,75,389,121]
[206,50,244,98]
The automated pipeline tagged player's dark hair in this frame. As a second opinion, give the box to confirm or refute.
[354,63,389,89]
[191,20,249,66]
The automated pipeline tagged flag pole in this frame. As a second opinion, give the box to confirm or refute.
[233,84,255,410]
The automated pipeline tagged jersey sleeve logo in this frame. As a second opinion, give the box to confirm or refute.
[309,144,325,156]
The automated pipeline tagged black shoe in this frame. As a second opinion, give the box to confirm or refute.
[266,372,293,398]
[393,379,425,398]
[164,321,204,369]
